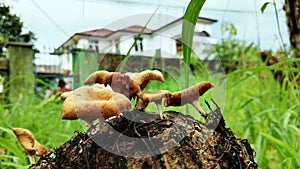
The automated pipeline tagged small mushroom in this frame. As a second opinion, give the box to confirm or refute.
[61,84,132,124]
[164,82,214,117]
[12,128,47,165]
[132,70,165,91]
[84,70,111,85]
[136,90,170,118]
[84,70,165,100]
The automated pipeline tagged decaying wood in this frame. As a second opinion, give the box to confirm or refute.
[30,101,258,169]
[261,51,300,88]
[284,0,300,60]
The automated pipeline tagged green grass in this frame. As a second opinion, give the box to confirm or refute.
[224,65,300,168]
[0,94,83,168]
[0,59,299,168]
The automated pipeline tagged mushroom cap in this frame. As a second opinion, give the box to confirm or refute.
[12,128,35,155]
[61,84,132,122]
[34,140,48,156]
[84,70,111,85]
[84,70,165,99]
[12,128,47,156]
[108,73,138,98]
[164,82,214,107]
[140,90,170,102]
[132,70,165,91]
[136,90,170,110]
[60,91,72,100]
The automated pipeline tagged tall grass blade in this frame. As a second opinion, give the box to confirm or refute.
[260,2,272,13]
[182,0,206,87]
[261,132,300,161]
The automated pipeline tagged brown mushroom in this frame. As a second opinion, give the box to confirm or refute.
[12,128,47,165]
[61,84,132,124]
[164,82,214,117]
[84,70,111,85]
[84,70,165,100]
[132,70,164,91]
[136,90,170,118]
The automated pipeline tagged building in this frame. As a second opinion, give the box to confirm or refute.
[54,16,217,72]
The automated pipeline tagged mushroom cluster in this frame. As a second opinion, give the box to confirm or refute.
[13,128,47,165]
[12,69,213,165]
[75,69,214,122]
[59,70,166,124]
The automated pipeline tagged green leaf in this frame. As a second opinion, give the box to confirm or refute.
[182,0,206,87]
[260,2,272,13]
[0,137,24,158]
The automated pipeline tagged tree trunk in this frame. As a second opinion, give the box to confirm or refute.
[29,101,257,169]
[284,0,300,60]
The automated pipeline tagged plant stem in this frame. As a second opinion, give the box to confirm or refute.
[273,0,286,53]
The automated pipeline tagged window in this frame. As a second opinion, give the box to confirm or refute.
[134,36,143,52]
[88,39,100,52]
[176,39,182,54]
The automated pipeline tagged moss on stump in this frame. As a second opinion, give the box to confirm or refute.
[30,101,258,169]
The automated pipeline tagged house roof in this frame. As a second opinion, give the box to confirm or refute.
[120,25,153,34]
[76,28,114,38]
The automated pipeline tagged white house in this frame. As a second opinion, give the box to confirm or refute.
[55,16,217,71]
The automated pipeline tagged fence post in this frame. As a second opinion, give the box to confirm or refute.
[5,42,34,100]
[71,48,98,89]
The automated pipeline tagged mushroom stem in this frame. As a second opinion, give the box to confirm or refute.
[191,100,207,117]
[154,101,164,119]
[135,90,170,118]
[28,154,36,165]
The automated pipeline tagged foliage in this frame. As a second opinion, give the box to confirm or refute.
[225,59,300,168]
[0,3,36,55]
[206,22,260,73]
[260,0,287,53]
[0,3,23,39]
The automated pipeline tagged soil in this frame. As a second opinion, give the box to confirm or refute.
[29,100,258,169]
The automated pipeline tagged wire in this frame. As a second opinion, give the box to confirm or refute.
[30,0,70,36]
[73,0,280,16]
[73,0,184,9]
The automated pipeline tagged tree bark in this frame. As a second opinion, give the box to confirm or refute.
[284,0,300,60]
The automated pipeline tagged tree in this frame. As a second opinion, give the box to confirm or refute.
[284,0,300,60]
[0,3,36,55]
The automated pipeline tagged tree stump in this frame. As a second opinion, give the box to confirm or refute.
[30,101,258,169]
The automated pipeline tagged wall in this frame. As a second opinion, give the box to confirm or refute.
[6,42,34,100]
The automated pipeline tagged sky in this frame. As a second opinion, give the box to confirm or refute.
[1,0,289,52]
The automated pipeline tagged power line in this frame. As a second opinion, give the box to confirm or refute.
[72,0,184,9]
[72,0,282,16]
[30,0,70,36]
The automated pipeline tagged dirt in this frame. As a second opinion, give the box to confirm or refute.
[29,100,258,169]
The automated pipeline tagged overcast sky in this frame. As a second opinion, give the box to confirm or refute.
[2,0,289,52]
